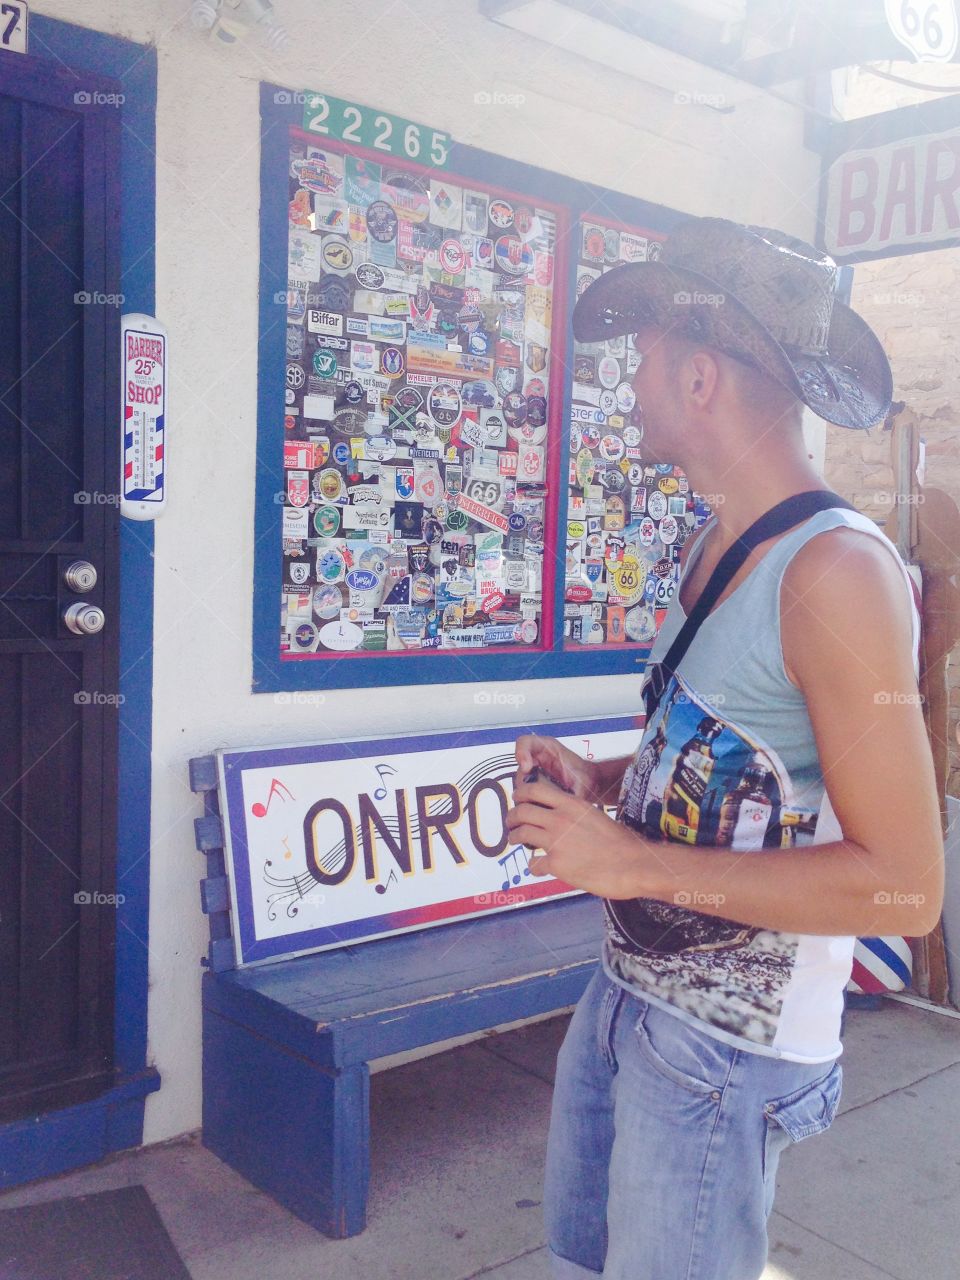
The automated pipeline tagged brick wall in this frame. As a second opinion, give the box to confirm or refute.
[822,248,960,792]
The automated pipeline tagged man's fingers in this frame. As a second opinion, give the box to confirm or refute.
[505,801,552,837]
[511,781,560,809]
[528,853,551,877]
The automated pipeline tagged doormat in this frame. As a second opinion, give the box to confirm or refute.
[0,1184,192,1280]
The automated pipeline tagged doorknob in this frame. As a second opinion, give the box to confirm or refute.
[63,560,98,592]
[63,602,105,635]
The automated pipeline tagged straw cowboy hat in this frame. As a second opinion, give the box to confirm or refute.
[572,217,892,430]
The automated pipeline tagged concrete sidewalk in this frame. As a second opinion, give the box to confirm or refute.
[2,997,958,1280]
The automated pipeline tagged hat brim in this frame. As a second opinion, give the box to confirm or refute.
[572,261,892,430]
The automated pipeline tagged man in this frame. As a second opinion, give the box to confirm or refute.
[506,218,944,1280]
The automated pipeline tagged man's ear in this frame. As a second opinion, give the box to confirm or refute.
[687,349,720,410]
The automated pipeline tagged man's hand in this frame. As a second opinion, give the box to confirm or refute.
[506,775,644,898]
[513,734,630,807]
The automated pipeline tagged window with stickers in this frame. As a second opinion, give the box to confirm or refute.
[254,88,713,691]
[279,126,566,663]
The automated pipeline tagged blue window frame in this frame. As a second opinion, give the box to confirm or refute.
[253,83,691,692]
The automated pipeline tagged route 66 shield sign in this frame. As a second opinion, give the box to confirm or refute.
[885,0,958,61]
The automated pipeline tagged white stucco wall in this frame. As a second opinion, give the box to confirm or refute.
[31,0,822,1143]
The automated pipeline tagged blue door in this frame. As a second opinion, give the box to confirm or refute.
[0,51,122,1120]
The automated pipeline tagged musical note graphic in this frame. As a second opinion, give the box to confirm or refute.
[281,837,293,860]
[252,777,294,818]
[375,868,399,895]
[582,738,595,761]
[498,845,532,890]
[373,762,397,801]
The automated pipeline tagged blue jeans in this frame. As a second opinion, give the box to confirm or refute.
[545,968,843,1280]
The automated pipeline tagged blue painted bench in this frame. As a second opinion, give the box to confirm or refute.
[191,750,602,1239]
[201,896,602,1237]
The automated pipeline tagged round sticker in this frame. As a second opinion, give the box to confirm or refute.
[461,379,499,410]
[658,475,680,495]
[446,508,468,532]
[312,584,342,619]
[359,549,387,576]
[598,356,621,389]
[331,407,366,437]
[313,505,340,537]
[659,515,679,545]
[318,549,346,584]
[581,424,601,449]
[518,617,538,644]
[313,349,338,379]
[494,236,534,277]
[428,382,462,427]
[599,435,625,463]
[345,568,379,593]
[583,227,605,259]
[601,469,626,493]
[599,389,617,416]
[647,489,668,521]
[489,199,514,228]
[639,517,656,545]
[526,377,547,398]
[292,620,318,650]
[622,423,643,447]
[318,619,363,651]
[286,363,305,390]
[411,573,434,603]
[332,441,351,467]
[355,261,385,289]
[526,395,547,427]
[318,469,344,501]
[366,200,398,242]
[321,236,353,274]
[616,382,636,413]
[624,606,657,643]
[439,239,467,274]
[502,391,527,427]
[570,424,583,453]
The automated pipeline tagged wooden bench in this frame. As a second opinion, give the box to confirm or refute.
[200,895,602,1237]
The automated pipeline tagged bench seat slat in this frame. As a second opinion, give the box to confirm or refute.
[203,897,603,1067]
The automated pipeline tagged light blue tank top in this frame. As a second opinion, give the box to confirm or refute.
[603,506,919,1063]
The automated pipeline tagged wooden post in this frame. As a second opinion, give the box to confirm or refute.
[913,485,960,1005]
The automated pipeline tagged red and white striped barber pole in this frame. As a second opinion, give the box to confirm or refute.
[848,936,913,995]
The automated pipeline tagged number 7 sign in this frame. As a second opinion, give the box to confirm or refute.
[0,2,28,54]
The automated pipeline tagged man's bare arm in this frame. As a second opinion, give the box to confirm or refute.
[510,529,945,937]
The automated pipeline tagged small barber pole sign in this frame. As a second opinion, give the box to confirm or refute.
[121,314,167,520]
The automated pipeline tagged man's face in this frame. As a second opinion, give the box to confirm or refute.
[628,325,683,463]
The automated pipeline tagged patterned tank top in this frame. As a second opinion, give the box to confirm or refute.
[602,507,920,1063]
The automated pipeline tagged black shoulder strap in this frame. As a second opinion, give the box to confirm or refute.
[641,490,857,720]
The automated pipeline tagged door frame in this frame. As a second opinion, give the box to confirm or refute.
[0,16,159,1186]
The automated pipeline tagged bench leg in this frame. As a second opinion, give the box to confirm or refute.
[202,1005,371,1238]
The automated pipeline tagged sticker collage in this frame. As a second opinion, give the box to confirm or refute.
[566,218,713,646]
[279,129,712,659]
